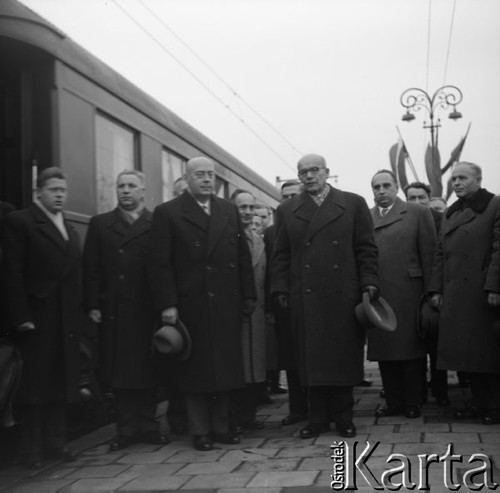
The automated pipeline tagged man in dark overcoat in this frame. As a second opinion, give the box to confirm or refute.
[271,154,379,439]
[367,170,436,419]
[3,167,82,467]
[148,156,256,451]
[83,170,167,452]
[430,162,500,423]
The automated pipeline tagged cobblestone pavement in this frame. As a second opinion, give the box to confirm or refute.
[1,361,500,492]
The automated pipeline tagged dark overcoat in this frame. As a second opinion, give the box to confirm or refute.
[148,192,256,394]
[3,204,82,404]
[367,198,436,361]
[83,208,156,389]
[429,191,500,373]
[270,187,379,387]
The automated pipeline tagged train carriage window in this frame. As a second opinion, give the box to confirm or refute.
[215,176,228,198]
[95,114,136,212]
[162,149,186,201]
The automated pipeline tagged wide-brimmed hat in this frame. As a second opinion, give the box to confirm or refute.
[417,294,440,339]
[355,292,397,332]
[153,320,192,361]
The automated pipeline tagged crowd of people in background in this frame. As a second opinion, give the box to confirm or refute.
[0,154,499,468]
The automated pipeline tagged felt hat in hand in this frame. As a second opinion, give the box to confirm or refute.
[355,292,397,332]
[153,320,192,361]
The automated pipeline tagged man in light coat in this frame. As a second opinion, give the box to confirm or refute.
[368,170,436,419]
[271,154,379,439]
[148,157,256,451]
[430,162,500,424]
[83,170,167,452]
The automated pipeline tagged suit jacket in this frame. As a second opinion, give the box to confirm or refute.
[3,204,83,403]
[367,198,436,361]
[271,187,379,386]
[429,191,500,372]
[148,192,256,393]
[83,208,156,388]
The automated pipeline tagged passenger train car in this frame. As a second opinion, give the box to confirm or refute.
[0,0,280,241]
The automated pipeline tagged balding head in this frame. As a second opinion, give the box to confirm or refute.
[186,156,215,202]
[298,154,326,169]
[451,162,482,199]
[297,154,329,195]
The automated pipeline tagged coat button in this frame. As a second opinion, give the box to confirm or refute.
[333,265,339,271]
[305,241,311,247]
[206,265,212,271]
[194,241,201,247]
[305,288,312,294]
[228,262,235,269]
[332,241,339,246]
[118,248,124,253]
[305,264,311,269]
[208,292,215,297]
[118,275,125,280]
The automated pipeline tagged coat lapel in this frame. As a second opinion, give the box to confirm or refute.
[31,204,68,252]
[120,209,152,247]
[302,188,346,242]
[207,196,229,257]
[372,198,406,230]
[443,207,476,236]
[180,192,210,233]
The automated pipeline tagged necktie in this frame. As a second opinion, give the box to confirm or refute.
[381,208,389,216]
[202,204,209,215]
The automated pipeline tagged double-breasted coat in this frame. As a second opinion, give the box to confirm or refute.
[3,204,83,404]
[367,198,436,361]
[429,190,500,373]
[83,208,157,389]
[241,230,267,384]
[148,192,256,394]
[271,187,379,387]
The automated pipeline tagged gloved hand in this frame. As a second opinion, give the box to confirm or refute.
[273,292,289,311]
[363,285,380,301]
[430,293,442,310]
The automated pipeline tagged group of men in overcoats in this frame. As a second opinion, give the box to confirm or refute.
[2,155,499,466]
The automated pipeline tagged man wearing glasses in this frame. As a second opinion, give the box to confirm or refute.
[271,154,379,439]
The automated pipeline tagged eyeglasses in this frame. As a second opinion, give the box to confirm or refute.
[298,166,325,178]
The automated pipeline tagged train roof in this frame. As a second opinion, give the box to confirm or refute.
[0,0,280,202]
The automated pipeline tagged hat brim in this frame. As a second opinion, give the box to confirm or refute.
[154,320,192,361]
[356,292,397,332]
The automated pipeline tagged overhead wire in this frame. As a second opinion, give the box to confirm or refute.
[109,0,298,173]
[137,0,304,158]
[425,0,432,93]
[442,0,457,85]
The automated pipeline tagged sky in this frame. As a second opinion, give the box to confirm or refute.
[18,0,500,204]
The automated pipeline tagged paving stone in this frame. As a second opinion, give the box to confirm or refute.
[247,471,318,487]
[116,451,178,464]
[313,434,369,446]
[219,488,281,493]
[181,472,254,489]
[65,464,131,478]
[368,431,421,443]
[165,449,226,463]
[276,445,331,459]
[66,452,127,467]
[264,437,310,448]
[452,422,500,432]
[11,480,74,493]
[41,467,77,480]
[480,432,500,443]
[176,461,240,475]
[392,442,453,455]
[238,458,300,473]
[298,457,334,471]
[376,415,424,425]
[120,463,185,477]
[423,432,480,443]
[399,422,450,432]
[220,448,279,462]
[119,473,189,491]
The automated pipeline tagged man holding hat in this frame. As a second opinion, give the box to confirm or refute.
[368,169,436,419]
[149,156,256,451]
[271,154,379,439]
[83,170,167,452]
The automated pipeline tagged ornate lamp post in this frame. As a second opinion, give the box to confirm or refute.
[400,85,463,168]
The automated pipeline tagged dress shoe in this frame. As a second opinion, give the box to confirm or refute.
[109,435,136,452]
[375,406,404,418]
[212,432,240,445]
[357,379,373,387]
[404,407,421,419]
[299,423,329,439]
[139,431,169,445]
[482,415,500,425]
[193,435,213,451]
[230,425,243,434]
[337,422,357,438]
[281,414,308,426]
[241,420,265,430]
[258,393,274,404]
[454,407,479,420]
[45,447,76,462]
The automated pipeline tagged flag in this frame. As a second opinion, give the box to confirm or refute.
[425,143,442,197]
[441,123,471,175]
[395,137,409,189]
[389,143,398,177]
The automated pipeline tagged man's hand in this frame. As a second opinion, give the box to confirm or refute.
[161,307,178,325]
[273,292,289,311]
[89,309,102,324]
[430,293,443,310]
[363,285,380,301]
[17,321,35,332]
[242,298,256,318]
[487,291,500,307]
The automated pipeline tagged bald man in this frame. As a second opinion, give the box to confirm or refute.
[271,154,379,439]
[149,157,256,451]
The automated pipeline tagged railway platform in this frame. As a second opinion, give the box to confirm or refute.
[1,361,500,492]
